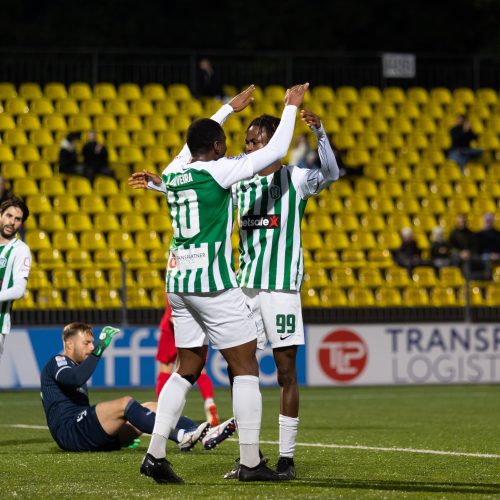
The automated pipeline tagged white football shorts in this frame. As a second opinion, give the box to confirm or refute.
[242,288,305,349]
[167,287,259,350]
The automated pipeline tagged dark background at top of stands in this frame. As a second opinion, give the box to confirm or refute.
[1,0,500,54]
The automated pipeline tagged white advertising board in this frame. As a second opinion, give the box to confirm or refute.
[307,324,500,385]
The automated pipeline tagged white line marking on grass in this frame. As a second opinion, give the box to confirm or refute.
[3,425,499,459]
[260,441,500,459]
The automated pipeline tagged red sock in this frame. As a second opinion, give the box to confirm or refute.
[197,372,214,400]
[156,372,171,398]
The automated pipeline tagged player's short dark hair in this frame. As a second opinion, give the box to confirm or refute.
[247,114,280,139]
[0,196,30,222]
[62,322,94,342]
[186,118,225,155]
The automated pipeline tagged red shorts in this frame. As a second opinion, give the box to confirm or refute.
[156,303,177,364]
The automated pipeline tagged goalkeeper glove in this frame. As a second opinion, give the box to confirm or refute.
[93,326,120,357]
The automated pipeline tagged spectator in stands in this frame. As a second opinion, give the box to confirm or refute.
[298,150,320,170]
[332,145,364,178]
[58,132,87,179]
[0,176,13,205]
[393,227,422,272]
[82,131,115,180]
[477,213,500,263]
[449,214,478,264]
[430,226,455,269]
[447,115,483,172]
[194,58,224,100]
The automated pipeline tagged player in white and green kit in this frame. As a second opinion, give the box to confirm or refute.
[0,197,32,365]
[130,83,310,483]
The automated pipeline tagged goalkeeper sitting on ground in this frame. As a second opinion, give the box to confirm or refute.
[40,322,235,452]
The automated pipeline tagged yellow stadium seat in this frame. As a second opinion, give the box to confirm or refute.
[68,83,93,100]
[343,195,370,214]
[413,164,437,182]
[385,266,410,288]
[143,83,167,101]
[67,115,92,132]
[372,148,396,166]
[360,213,386,232]
[0,114,16,132]
[312,86,335,104]
[328,101,349,120]
[13,178,39,196]
[19,82,42,100]
[370,196,395,214]
[350,230,377,251]
[319,287,347,307]
[453,87,475,106]
[329,266,355,288]
[301,230,323,251]
[407,87,429,105]
[37,248,64,270]
[94,83,117,101]
[93,176,119,196]
[66,213,93,232]
[322,230,349,252]
[94,248,121,269]
[26,194,52,215]
[313,249,339,269]
[52,269,79,289]
[52,230,79,251]
[2,160,26,179]
[80,194,107,214]
[430,88,452,106]
[476,88,497,106]
[15,144,40,163]
[67,288,95,309]
[401,101,420,120]
[0,98,27,116]
[55,98,79,116]
[145,145,169,165]
[107,230,134,251]
[130,130,155,147]
[121,249,148,269]
[395,196,420,214]
[364,162,388,181]
[336,86,358,105]
[358,267,383,288]
[44,82,67,100]
[25,230,51,251]
[80,230,107,251]
[66,249,93,269]
[430,286,458,306]
[30,98,55,115]
[0,82,17,100]
[126,287,152,308]
[95,288,123,308]
[334,213,359,232]
[42,113,67,132]
[412,266,437,287]
[118,83,142,101]
[136,268,164,288]
[439,266,465,288]
[155,99,179,119]
[341,249,366,268]
[106,129,130,148]
[375,286,402,306]
[485,285,500,306]
[134,196,160,214]
[447,197,471,213]
[150,287,167,308]
[167,83,192,102]
[120,213,147,232]
[80,98,104,116]
[93,213,120,233]
[37,288,65,309]
[147,213,172,233]
[307,213,334,232]
[29,129,53,147]
[105,98,130,116]
[28,269,50,290]
[402,286,430,306]
[472,196,496,214]
[17,113,41,131]
[38,178,65,198]
[52,194,78,214]
[180,100,204,118]
[39,213,65,232]
[359,86,382,104]
[383,87,406,105]
[144,115,168,133]
[107,194,133,214]
[79,269,107,288]
[94,114,118,132]
[347,287,375,306]
[119,115,143,132]
[302,268,329,288]
[66,176,93,195]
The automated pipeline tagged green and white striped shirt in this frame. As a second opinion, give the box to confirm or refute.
[0,239,31,334]
[160,104,298,293]
[235,125,339,290]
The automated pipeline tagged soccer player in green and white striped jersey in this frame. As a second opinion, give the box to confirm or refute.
[229,110,339,479]
[129,83,310,483]
[0,197,31,365]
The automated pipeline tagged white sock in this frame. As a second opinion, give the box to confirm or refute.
[147,372,192,459]
[232,375,261,468]
[204,397,214,409]
[279,414,299,458]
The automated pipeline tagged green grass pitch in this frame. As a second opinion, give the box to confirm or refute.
[1,385,499,499]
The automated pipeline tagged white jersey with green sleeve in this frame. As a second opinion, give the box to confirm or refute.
[0,239,31,334]
[161,105,298,293]
[235,124,339,291]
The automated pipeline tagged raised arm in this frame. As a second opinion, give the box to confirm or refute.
[298,109,340,198]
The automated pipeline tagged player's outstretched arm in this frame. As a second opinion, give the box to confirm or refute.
[128,169,165,193]
[228,85,255,112]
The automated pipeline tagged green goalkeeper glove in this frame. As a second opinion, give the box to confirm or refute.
[92,326,120,357]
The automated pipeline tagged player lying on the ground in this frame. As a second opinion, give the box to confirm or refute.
[40,322,235,452]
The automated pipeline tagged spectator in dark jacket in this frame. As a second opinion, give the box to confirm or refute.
[393,227,422,272]
[194,58,224,99]
[82,131,114,180]
[447,115,483,171]
[59,132,87,178]
[477,213,500,263]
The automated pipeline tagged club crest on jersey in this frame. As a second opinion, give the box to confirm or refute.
[269,184,281,199]
[0,257,6,269]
